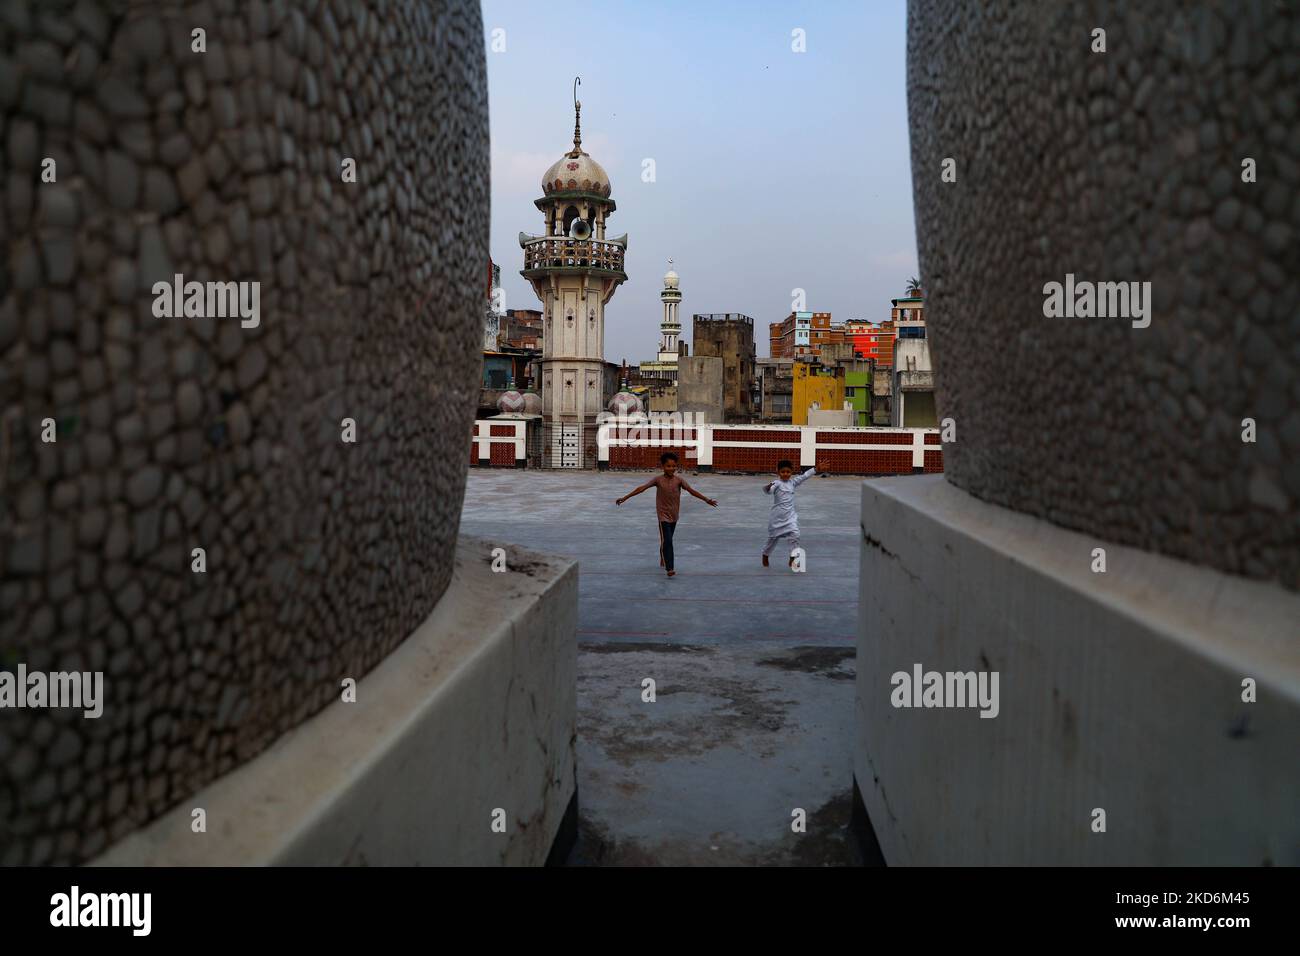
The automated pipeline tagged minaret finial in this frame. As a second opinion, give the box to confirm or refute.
[572,76,582,153]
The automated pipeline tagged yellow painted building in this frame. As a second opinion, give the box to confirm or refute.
[792,362,845,425]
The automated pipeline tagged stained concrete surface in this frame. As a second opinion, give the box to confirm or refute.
[460,469,868,865]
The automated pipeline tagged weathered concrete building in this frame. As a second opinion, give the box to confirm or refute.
[870,363,893,425]
[500,309,543,350]
[892,338,936,426]
[756,357,793,423]
[484,261,503,350]
[677,355,724,424]
[692,313,755,422]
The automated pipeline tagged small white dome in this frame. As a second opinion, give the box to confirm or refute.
[607,390,643,416]
[497,390,525,413]
[663,269,679,289]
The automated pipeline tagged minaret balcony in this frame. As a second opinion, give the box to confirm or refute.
[521,236,627,277]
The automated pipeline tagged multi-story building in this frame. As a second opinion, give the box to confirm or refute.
[844,317,895,368]
[756,357,794,423]
[770,311,852,363]
[892,293,925,341]
[841,358,874,427]
[770,311,824,360]
[500,308,543,349]
[692,313,755,421]
[484,260,503,350]
[809,313,847,356]
[768,314,792,357]
[871,365,893,425]
[889,292,935,426]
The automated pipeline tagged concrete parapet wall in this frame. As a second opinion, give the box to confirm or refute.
[854,476,1300,865]
[598,422,943,475]
[92,536,577,866]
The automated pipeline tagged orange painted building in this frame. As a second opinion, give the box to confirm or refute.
[808,313,846,355]
[844,318,895,369]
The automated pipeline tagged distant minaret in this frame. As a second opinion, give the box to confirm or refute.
[658,260,681,362]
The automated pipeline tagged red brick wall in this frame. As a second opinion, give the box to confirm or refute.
[625,429,696,440]
[713,446,801,472]
[820,449,915,473]
[715,429,800,442]
[815,431,914,445]
[609,446,697,469]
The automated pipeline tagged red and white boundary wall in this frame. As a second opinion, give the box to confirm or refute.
[471,416,944,474]
[598,419,943,475]
[470,419,528,468]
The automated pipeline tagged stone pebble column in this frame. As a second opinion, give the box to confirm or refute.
[907,0,1299,590]
[0,0,488,864]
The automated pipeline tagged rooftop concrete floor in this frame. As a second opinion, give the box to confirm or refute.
[460,468,869,866]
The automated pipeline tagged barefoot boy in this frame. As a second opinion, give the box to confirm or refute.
[762,459,829,568]
[615,452,717,577]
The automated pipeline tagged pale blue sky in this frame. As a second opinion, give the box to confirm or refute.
[483,0,917,360]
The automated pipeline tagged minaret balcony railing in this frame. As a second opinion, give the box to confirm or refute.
[523,236,626,273]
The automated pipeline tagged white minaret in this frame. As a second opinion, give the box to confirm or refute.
[518,79,628,466]
[658,260,681,363]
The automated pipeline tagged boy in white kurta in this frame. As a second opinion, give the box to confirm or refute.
[762,458,829,567]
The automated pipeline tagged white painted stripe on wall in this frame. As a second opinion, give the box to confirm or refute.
[471,421,526,461]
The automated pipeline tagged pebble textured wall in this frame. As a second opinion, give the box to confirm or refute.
[0,0,488,864]
[908,0,1299,590]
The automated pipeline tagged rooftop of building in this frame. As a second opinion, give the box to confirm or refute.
[460,468,863,864]
[693,313,754,324]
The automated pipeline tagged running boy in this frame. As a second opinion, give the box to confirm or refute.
[762,459,829,568]
[615,452,717,577]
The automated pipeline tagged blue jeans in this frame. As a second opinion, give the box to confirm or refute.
[659,521,676,571]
